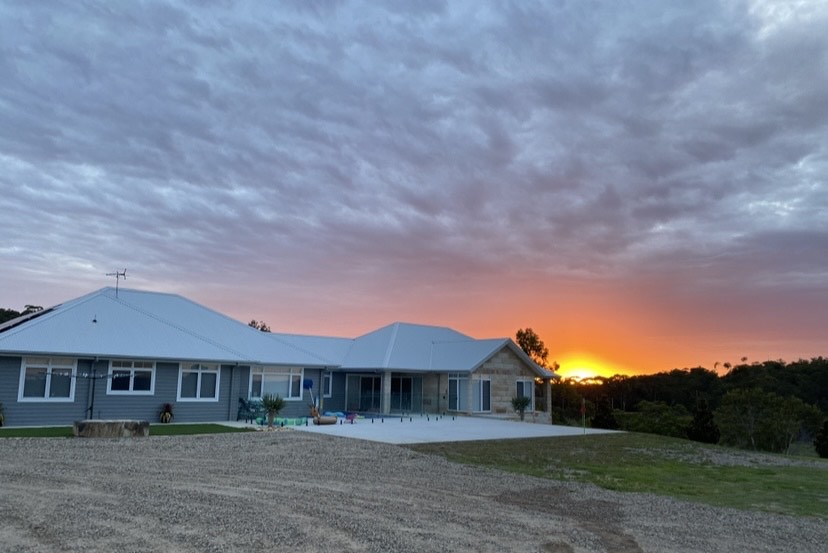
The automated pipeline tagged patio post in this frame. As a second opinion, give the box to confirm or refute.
[382,371,392,414]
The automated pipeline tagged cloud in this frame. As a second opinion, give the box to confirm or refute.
[0,1,826,370]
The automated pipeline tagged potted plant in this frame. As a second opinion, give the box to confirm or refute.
[511,396,531,422]
[159,403,174,423]
[0,401,5,427]
[261,394,285,429]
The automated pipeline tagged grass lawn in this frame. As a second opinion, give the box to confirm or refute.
[410,432,828,519]
[0,426,75,438]
[0,424,254,438]
[149,423,254,436]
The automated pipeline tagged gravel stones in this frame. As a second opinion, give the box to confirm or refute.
[0,431,825,552]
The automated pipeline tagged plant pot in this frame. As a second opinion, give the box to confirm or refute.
[159,412,172,423]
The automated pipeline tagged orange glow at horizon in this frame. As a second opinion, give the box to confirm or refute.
[555,352,631,380]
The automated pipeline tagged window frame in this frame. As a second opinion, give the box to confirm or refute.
[448,373,464,411]
[448,374,491,413]
[473,377,492,413]
[177,363,221,402]
[249,366,304,401]
[516,379,535,411]
[322,371,332,398]
[107,360,156,395]
[18,357,77,402]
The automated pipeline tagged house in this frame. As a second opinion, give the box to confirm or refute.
[0,287,556,426]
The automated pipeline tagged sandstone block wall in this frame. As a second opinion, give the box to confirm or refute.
[73,420,150,438]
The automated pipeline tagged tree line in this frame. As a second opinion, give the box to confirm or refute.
[516,328,828,457]
[558,361,828,456]
[0,305,43,324]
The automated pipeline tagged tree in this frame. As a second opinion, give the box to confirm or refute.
[248,319,271,332]
[620,400,691,438]
[515,328,549,368]
[0,308,19,324]
[1,305,43,324]
[551,379,584,423]
[715,388,772,450]
[814,421,828,458]
[687,398,720,444]
[715,388,822,453]
[772,397,823,454]
[591,396,619,430]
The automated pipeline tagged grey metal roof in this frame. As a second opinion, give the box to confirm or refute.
[0,288,330,366]
[0,288,556,378]
[338,322,553,377]
[265,333,353,366]
[339,322,466,370]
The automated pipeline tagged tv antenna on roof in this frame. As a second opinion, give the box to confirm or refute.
[106,269,127,297]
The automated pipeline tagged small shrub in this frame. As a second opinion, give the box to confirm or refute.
[511,396,531,421]
[159,403,174,423]
[261,394,285,428]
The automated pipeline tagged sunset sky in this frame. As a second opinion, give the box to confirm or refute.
[1,1,826,377]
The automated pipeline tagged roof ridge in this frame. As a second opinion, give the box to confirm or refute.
[381,322,400,368]
[109,291,250,361]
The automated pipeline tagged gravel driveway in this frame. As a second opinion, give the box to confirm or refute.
[1,430,825,552]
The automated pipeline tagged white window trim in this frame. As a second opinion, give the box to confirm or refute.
[107,360,156,395]
[18,357,77,403]
[322,371,332,398]
[177,363,221,402]
[249,366,305,401]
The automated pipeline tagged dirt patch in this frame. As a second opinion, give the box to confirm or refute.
[0,431,825,552]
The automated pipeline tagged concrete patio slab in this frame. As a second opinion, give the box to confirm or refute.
[290,414,615,444]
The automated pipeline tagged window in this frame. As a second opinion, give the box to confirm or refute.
[250,367,303,400]
[516,379,534,411]
[178,363,220,401]
[322,371,332,398]
[473,378,491,412]
[108,360,155,394]
[448,374,490,412]
[18,357,76,402]
[448,374,465,411]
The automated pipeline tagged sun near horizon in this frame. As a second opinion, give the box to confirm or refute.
[555,352,630,380]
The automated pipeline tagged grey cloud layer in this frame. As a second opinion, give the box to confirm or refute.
[1,0,826,313]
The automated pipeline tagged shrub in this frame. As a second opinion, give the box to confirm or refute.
[261,394,285,428]
[511,396,531,421]
[159,403,174,423]
[687,398,720,444]
[591,397,619,430]
[815,421,828,458]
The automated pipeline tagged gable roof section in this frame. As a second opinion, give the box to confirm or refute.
[338,322,554,377]
[340,322,469,371]
[0,288,331,366]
